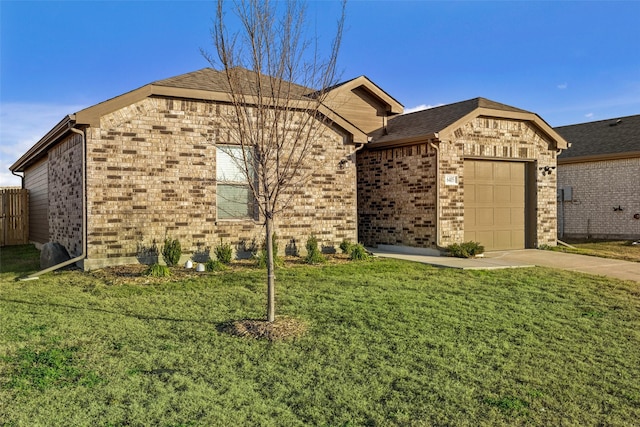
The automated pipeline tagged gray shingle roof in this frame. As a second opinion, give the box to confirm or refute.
[153,67,313,99]
[369,97,532,144]
[555,114,640,159]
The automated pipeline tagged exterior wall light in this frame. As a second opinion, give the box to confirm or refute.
[539,165,556,176]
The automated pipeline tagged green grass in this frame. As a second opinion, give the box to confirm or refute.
[0,244,40,274]
[552,239,640,263]
[1,245,640,426]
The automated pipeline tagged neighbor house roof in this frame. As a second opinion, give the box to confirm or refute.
[12,68,396,173]
[555,114,640,163]
[367,97,568,150]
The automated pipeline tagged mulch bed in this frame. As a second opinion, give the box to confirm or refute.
[218,317,308,341]
[88,254,353,286]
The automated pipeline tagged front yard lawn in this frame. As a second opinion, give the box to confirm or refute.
[554,239,640,263]
[1,245,639,426]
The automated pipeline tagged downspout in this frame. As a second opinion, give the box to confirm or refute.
[559,188,565,240]
[21,126,87,280]
[11,170,24,188]
[353,141,367,243]
[429,137,441,248]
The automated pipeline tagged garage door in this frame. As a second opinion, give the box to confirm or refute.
[464,160,525,251]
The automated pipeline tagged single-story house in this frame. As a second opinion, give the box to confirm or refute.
[357,98,569,252]
[555,114,640,240]
[11,68,568,269]
[10,68,402,269]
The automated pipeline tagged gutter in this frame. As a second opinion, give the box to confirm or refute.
[10,115,75,173]
[20,126,87,280]
[11,170,24,188]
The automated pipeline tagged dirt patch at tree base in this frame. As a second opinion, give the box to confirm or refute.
[218,317,308,341]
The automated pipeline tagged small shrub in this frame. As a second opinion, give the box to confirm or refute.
[339,239,354,254]
[349,243,370,261]
[304,235,326,264]
[214,240,233,264]
[162,237,182,267]
[205,259,226,272]
[255,233,282,268]
[144,263,171,277]
[446,241,484,258]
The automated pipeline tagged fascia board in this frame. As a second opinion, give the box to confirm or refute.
[364,134,439,150]
[327,76,404,114]
[558,151,640,164]
[317,104,367,143]
[74,83,365,143]
[10,115,74,172]
[11,83,366,172]
[74,85,238,126]
[74,85,154,126]
[437,107,569,150]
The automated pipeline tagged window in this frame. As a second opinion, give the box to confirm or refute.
[216,145,255,219]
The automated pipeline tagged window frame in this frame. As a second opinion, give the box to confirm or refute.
[215,144,256,221]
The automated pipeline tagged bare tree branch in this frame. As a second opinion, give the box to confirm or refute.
[204,0,346,322]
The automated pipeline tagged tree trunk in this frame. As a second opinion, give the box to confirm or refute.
[265,214,276,322]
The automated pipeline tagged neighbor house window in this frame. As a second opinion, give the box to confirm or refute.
[216,145,255,219]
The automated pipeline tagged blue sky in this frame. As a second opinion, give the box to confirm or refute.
[1,0,639,186]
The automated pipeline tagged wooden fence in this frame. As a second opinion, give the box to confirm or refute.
[0,188,29,246]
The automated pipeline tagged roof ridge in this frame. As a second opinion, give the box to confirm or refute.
[399,97,531,118]
[152,67,217,86]
[556,113,640,128]
[397,97,479,118]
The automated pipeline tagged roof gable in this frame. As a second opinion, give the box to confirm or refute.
[323,75,403,114]
[320,75,404,134]
[75,67,316,126]
[11,68,385,172]
[368,97,568,150]
[556,114,640,161]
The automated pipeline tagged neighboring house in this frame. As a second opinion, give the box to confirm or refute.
[10,68,402,269]
[555,115,640,240]
[11,68,570,269]
[358,98,569,252]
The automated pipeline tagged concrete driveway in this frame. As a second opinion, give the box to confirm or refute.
[368,247,640,282]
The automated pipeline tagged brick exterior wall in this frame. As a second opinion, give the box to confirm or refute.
[557,157,640,239]
[82,97,357,269]
[358,117,559,250]
[357,143,437,247]
[48,133,83,256]
[457,117,558,248]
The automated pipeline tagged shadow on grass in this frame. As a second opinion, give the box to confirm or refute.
[0,296,211,325]
[0,244,41,275]
[2,295,306,343]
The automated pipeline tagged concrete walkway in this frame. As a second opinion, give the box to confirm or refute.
[368,247,640,282]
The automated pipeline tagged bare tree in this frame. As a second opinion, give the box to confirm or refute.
[204,0,346,322]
